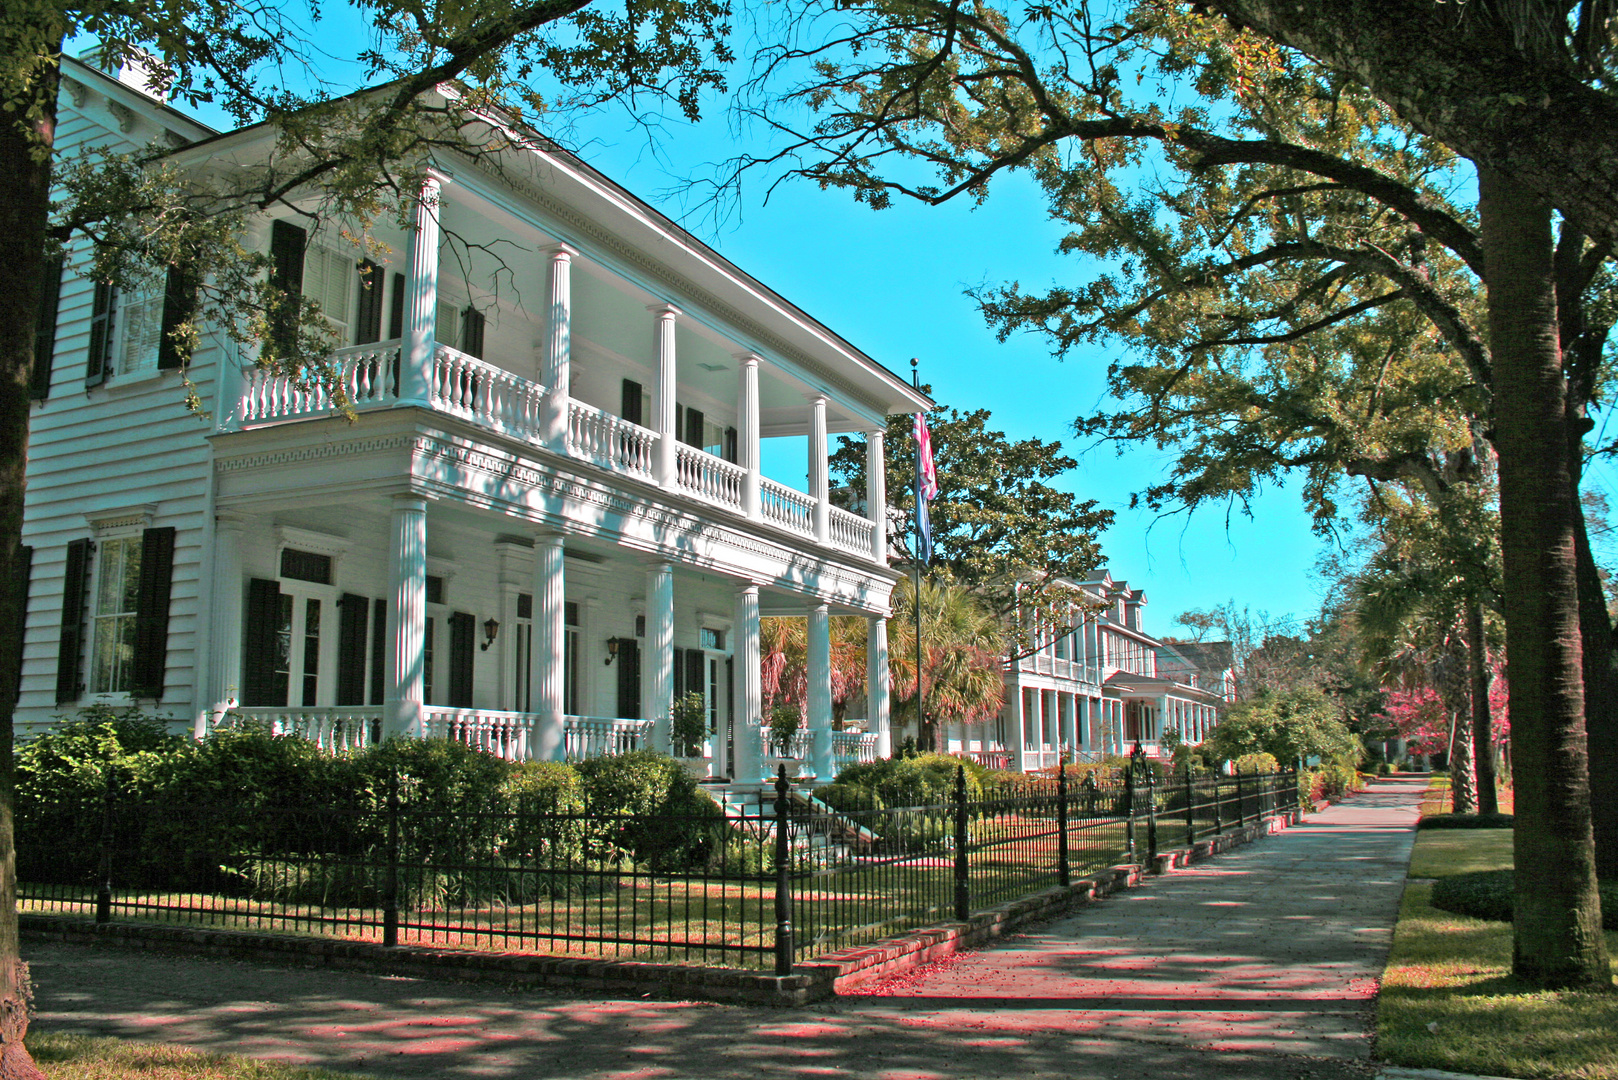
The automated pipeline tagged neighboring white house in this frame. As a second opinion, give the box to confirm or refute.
[940,569,1232,769]
[17,53,931,786]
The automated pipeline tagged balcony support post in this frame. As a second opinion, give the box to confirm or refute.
[808,603,835,780]
[647,561,675,753]
[531,531,566,762]
[199,513,245,737]
[868,615,891,759]
[540,244,576,451]
[733,582,764,783]
[738,354,762,520]
[400,171,446,407]
[1009,685,1029,773]
[652,304,680,489]
[384,493,428,739]
[809,394,830,544]
[867,429,886,563]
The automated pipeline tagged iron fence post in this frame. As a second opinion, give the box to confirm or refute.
[1183,764,1195,846]
[1212,769,1223,835]
[1057,764,1070,888]
[1235,766,1246,827]
[1123,755,1137,865]
[96,765,115,924]
[1145,757,1158,865]
[383,769,400,948]
[774,765,794,975]
[953,765,970,921]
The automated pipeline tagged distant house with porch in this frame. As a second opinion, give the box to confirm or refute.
[17,53,931,787]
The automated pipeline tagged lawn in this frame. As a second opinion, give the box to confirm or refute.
[1378,798,1618,1078]
[27,1031,373,1079]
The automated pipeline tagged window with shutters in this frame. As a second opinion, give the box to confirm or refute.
[302,243,353,345]
[565,600,580,715]
[90,535,142,694]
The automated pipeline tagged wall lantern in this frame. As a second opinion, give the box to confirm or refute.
[481,617,500,651]
[604,638,621,666]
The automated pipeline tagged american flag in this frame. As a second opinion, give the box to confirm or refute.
[914,412,937,563]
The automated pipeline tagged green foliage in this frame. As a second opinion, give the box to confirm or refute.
[1209,687,1361,767]
[767,702,802,754]
[813,781,886,814]
[1419,813,1516,830]
[1234,751,1281,774]
[670,691,707,758]
[1429,871,1618,930]
[574,750,724,872]
[834,752,984,808]
[888,573,1007,735]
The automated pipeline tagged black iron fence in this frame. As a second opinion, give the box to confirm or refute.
[21,761,1299,973]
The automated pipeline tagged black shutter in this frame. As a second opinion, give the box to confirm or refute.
[32,253,63,400]
[672,646,686,698]
[354,261,384,345]
[130,526,176,699]
[683,407,704,447]
[387,272,406,340]
[370,598,387,705]
[55,538,91,704]
[686,649,705,706]
[448,611,475,708]
[337,593,370,706]
[616,639,640,719]
[621,379,643,426]
[157,265,197,371]
[460,306,485,359]
[9,545,32,707]
[85,282,115,387]
[268,220,307,358]
[724,426,737,464]
[242,578,284,706]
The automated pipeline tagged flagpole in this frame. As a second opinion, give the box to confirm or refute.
[911,358,925,752]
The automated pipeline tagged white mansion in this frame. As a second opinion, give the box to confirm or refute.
[17,54,929,784]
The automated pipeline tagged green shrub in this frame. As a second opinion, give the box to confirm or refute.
[1234,752,1281,774]
[834,753,984,808]
[1429,871,1618,929]
[671,692,707,758]
[1317,762,1360,799]
[575,750,723,871]
[1417,812,1516,830]
[813,781,886,814]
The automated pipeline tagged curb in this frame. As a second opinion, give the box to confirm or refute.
[1376,1068,1523,1080]
[23,809,1303,1006]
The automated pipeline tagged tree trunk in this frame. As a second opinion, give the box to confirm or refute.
[1449,705,1476,814]
[1571,465,1618,876]
[1480,165,1610,988]
[1467,599,1499,816]
[0,39,56,1080]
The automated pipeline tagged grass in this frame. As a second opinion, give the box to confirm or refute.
[1377,807,1618,1078]
[26,1031,373,1079]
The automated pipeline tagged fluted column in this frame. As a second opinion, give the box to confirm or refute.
[867,429,886,563]
[733,583,764,783]
[1061,691,1077,760]
[540,244,575,450]
[385,494,428,739]
[1009,687,1028,772]
[809,394,829,543]
[400,171,445,407]
[531,532,566,761]
[738,354,761,519]
[869,615,891,759]
[652,304,680,489]
[200,513,246,736]
[808,603,834,779]
[647,561,675,752]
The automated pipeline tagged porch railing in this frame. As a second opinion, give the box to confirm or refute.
[430,345,548,443]
[564,716,656,760]
[831,730,879,767]
[827,506,875,558]
[760,478,815,538]
[675,443,745,511]
[425,708,534,760]
[566,401,657,480]
[218,706,381,751]
[240,340,401,422]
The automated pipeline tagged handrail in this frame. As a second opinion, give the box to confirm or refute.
[675,443,745,510]
[566,401,658,480]
[240,340,401,422]
[218,706,381,752]
[760,477,816,537]
[431,345,548,443]
[827,505,875,557]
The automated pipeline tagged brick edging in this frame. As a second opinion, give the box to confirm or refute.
[23,808,1303,1006]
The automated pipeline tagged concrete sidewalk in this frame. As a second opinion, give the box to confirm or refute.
[31,776,1427,1080]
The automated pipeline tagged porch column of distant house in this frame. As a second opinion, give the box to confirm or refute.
[1009,685,1028,772]
[868,615,891,759]
[1061,692,1077,760]
[808,603,835,779]
[199,513,246,737]
[1159,694,1171,744]
[809,394,830,544]
[738,354,762,519]
[385,494,429,739]
[647,562,675,752]
[867,430,886,563]
[539,244,576,450]
[400,171,445,407]
[733,583,765,782]
[652,304,680,489]
[530,532,566,761]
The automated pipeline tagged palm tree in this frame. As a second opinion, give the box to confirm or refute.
[760,616,868,728]
[889,573,1006,752]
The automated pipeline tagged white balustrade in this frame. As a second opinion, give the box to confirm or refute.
[425,708,536,760]
[240,340,401,422]
[766,728,813,759]
[566,401,658,480]
[674,443,745,510]
[563,715,656,760]
[760,478,816,537]
[831,730,879,767]
[430,345,548,442]
[217,706,382,752]
[827,505,876,558]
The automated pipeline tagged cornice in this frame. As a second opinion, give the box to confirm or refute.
[212,433,414,472]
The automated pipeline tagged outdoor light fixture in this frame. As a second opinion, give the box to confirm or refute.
[604,638,620,666]
[481,618,500,651]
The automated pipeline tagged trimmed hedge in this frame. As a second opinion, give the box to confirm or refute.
[1430,870,1618,929]
[1417,813,1516,830]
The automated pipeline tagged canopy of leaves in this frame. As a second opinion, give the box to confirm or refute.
[887,572,1006,726]
[1206,686,1361,766]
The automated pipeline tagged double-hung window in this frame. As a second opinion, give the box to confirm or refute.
[55,521,177,704]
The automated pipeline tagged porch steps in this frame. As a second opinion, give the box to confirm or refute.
[703,782,877,858]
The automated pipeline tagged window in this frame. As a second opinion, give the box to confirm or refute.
[513,592,532,713]
[56,527,176,704]
[90,536,141,694]
[242,553,339,708]
[565,601,580,715]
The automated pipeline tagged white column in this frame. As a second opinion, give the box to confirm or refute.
[1061,692,1077,760]
[652,304,680,489]
[738,354,762,520]
[808,603,834,779]
[200,514,245,736]
[809,394,830,544]
[385,494,428,739]
[733,583,764,783]
[530,532,566,761]
[647,561,675,752]
[1009,685,1028,772]
[868,615,891,759]
[400,172,444,407]
[540,244,575,450]
[866,430,886,563]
